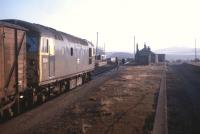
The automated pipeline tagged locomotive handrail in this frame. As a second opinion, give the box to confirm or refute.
[3,31,25,93]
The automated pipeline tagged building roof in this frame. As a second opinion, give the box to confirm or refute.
[137,47,155,56]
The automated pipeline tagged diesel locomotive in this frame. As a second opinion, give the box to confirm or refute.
[0,20,95,118]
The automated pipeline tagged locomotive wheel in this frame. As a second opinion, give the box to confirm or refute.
[42,95,46,102]
[37,94,46,104]
[60,83,65,93]
[8,108,14,117]
[2,108,14,120]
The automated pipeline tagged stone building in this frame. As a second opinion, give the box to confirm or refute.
[135,43,165,65]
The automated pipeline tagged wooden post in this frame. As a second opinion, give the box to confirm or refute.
[1,28,5,99]
[14,29,20,114]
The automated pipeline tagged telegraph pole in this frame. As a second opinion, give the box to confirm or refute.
[104,43,105,55]
[134,36,135,59]
[96,32,98,56]
[95,32,99,59]
[195,38,197,62]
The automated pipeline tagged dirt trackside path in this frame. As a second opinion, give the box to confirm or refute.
[0,65,164,134]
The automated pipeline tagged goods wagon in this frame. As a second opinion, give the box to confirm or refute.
[0,21,27,116]
[0,20,95,118]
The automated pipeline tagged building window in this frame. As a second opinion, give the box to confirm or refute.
[89,48,92,64]
[71,47,73,56]
[93,48,95,55]
[89,48,92,57]
[42,39,49,53]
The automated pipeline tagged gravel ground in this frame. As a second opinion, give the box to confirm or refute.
[167,63,200,134]
[0,65,164,134]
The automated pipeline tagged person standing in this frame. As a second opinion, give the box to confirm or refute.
[116,57,120,70]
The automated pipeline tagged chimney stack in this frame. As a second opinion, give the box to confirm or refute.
[144,43,147,49]
[148,46,151,51]
[136,43,139,52]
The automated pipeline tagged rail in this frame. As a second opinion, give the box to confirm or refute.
[92,64,118,77]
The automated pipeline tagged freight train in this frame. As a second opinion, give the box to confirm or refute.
[0,20,95,118]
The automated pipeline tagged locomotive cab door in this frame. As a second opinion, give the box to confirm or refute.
[49,40,55,78]
[41,38,55,81]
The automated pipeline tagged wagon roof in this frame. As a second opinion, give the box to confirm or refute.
[0,21,27,31]
[1,19,92,46]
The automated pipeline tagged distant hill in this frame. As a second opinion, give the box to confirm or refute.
[154,47,199,55]
[154,47,199,61]
[105,47,200,61]
[106,52,133,59]
[164,54,195,61]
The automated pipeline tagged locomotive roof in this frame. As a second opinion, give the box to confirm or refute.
[0,21,27,31]
[1,19,91,46]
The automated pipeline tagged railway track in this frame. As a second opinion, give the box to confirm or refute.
[0,64,117,122]
[0,63,120,134]
[92,64,118,77]
[0,64,163,134]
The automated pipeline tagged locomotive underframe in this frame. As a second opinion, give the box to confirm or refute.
[0,70,92,119]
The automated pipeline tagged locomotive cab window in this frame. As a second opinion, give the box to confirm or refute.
[42,39,49,53]
[70,47,73,56]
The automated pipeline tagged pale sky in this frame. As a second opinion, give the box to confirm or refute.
[1,0,200,52]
